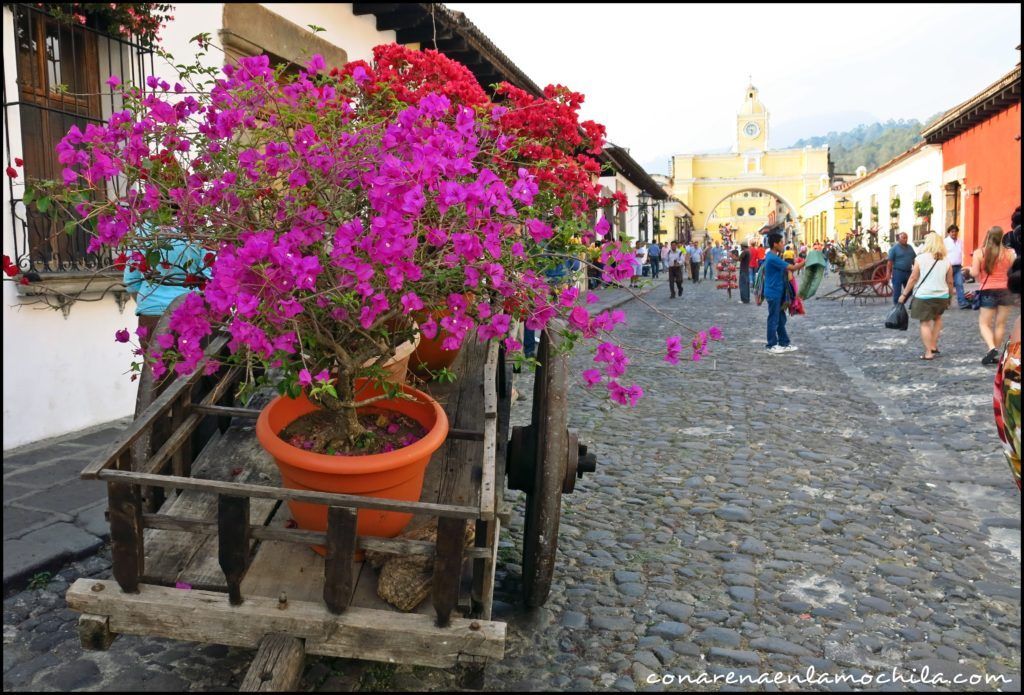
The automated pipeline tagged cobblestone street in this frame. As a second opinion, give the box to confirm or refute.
[4,277,1020,691]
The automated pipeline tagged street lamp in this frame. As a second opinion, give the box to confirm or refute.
[638,190,650,243]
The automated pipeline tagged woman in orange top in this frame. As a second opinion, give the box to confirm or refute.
[971,226,1018,365]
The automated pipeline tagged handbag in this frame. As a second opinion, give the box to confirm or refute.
[971,269,989,310]
[884,303,909,330]
[886,259,937,331]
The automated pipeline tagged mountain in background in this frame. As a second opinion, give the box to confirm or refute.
[788,113,945,173]
[770,110,879,152]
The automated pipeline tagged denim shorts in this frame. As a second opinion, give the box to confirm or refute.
[979,289,1016,309]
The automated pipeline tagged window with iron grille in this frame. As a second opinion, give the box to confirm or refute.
[4,3,156,275]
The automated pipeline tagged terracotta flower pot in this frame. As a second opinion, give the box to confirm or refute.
[255,378,449,557]
[409,310,462,379]
[362,333,421,385]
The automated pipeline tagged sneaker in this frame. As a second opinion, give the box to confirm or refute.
[780,345,799,352]
[766,345,787,354]
[982,348,999,365]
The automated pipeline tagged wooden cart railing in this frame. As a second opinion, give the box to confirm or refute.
[66,333,508,682]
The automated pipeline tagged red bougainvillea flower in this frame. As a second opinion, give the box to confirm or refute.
[114,329,131,343]
[14,157,23,167]
[5,166,17,179]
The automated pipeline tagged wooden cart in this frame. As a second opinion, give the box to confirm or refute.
[65,315,596,690]
[818,249,891,304]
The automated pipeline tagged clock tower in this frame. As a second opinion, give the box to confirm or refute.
[736,81,768,153]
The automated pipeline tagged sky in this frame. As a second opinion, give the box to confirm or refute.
[445,3,1022,175]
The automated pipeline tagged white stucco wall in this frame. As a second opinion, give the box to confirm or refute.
[843,145,944,248]
[2,4,398,450]
[261,4,396,63]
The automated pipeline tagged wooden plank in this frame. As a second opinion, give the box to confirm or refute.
[170,396,191,479]
[140,366,242,476]
[218,495,251,605]
[416,336,486,527]
[241,504,329,605]
[108,478,144,594]
[495,346,513,525]
[240,634,305,692]
[479,341,498,520]
[432,517,466,628]
[323,507,358,614]
[68,579,505,668]
[470,517,499,620]
[100,470,482,519]
[141,514,489,558]
[191,404,260,419]
[143,424,274,583]
[78,613,118,651]
[80,336,229,479]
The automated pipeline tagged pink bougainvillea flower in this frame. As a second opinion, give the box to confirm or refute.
[298,369,314,387]
[106,75,121,89]
[709,326,724,341]
[114,328,131,343]
[582,368,602,386]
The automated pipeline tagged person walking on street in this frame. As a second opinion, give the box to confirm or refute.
[887,232,917,304]
[665,240,686,298]
[738,242,751,304]
[762,231,805,353]
[647,239,662,279]
[898,231,954,361]
[631,239,647,289]
[749,239,765,287]
[702,241,715,280]
[971,226,1018,365]
[945,224,969,309]
[689,242,703,283]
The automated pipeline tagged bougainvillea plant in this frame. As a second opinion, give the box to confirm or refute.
[43,3,174,46]
[28,38,719,447]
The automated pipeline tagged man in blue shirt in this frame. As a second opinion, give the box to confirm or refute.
[647,240,662,279]
[886,232,916,305]
[762,231,805,354]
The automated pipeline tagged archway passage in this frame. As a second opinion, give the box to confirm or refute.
[704,188,800,243]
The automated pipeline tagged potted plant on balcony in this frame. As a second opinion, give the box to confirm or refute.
[914,196,934,233]
[28,41,717,544]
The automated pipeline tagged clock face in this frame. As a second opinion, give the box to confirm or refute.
[743,122,760,138]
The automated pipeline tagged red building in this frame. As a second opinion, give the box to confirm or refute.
[922,62,1021,257]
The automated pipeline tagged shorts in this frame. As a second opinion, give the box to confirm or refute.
[979,289,1016,309]
[910,297,948,321]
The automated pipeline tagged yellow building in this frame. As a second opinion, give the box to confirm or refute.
[668,83,831,243]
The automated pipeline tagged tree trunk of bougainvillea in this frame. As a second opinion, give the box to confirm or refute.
[323,376,368,447]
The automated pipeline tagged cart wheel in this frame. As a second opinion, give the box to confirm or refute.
[871,263,891,296]
[520,325,568,608]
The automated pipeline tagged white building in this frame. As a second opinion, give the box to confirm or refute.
[837,143,945,248]
[598,145,668,244]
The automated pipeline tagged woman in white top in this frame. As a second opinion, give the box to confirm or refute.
[899,231,954,361]
[631,240,648,288]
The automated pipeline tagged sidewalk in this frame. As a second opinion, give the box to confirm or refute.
[3,418,130,590]
[1,281,656,592]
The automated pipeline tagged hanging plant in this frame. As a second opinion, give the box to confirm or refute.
[42,3,175,46]
[914,198,933,218]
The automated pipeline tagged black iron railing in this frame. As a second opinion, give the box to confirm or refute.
[4,3,157,274]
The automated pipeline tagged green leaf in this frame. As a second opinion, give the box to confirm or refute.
[63,220,77,235]
[22,188,35,206]
[323,384,338,399]
[307,24,325,33]
[36,197,51,214]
